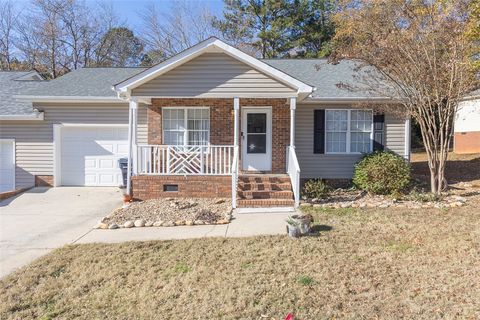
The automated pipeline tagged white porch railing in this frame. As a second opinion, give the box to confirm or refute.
[287,145,301,207]
[231,146,239,208]
[137,145,235,175]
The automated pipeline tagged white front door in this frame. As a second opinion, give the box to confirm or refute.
[0,139,15,192]
[60,126,128,186]
[241,107,272,171]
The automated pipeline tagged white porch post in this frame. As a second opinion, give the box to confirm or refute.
[234,97,240,148]
[290,97,296,147]
[126,99,138,195]
[132,99,138,175]
[404,116,411,161]
[232,97,240,209]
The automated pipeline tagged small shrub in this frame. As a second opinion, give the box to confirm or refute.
[297,275,315,286]
[353,151,411,195]
[302,179,329,199]
[408,187,440,202]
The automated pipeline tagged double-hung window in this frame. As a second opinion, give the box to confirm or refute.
[162,107,209,146]
[325,109,373,154]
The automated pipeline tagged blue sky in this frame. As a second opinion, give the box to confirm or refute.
[94,0,225,29]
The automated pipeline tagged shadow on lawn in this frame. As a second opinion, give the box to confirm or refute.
[411,155,480,184]
[310,224,333,233]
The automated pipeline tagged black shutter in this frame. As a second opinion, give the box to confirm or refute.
[373,114,385,151]
[314,110,325,154]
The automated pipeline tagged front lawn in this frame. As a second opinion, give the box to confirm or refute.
[2,197,480,319]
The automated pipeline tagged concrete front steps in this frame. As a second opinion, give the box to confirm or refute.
[237,174,294,208]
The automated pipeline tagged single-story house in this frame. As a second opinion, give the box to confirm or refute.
[454,89,480,154]
[0,38,410,208]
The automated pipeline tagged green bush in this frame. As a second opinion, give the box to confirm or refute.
[353,151,411,195]
[302,179,329,199]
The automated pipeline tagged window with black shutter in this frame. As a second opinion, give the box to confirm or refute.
[373,114,385,151]
[314,110,325,154]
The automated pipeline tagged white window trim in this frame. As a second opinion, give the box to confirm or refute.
[325,109,374,155]
[162,107,210,146]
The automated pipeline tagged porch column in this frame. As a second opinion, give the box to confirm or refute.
[404,116,411,161]
[126,99,138,194]
[290,97,296,147]
[233,97,240,148]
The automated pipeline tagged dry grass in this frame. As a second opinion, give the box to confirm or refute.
[2,199,480,319]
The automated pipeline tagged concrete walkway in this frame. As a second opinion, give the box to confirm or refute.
[75,211,291,244]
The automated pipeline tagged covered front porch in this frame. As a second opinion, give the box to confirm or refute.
[111,38,314,208]
[125,97,301,208]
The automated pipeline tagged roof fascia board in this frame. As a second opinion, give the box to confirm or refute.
[302,97,401,104]
[0,112,44,121]
[14,95,125,103]
[114,38,313,95]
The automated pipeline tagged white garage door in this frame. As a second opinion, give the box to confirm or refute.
[0,140,15,192]
[60,126,128,186]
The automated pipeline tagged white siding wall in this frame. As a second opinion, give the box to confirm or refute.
[132,53,297,98]
[295,104,406,179]
[455,98,480,133]
[0,102,147,188]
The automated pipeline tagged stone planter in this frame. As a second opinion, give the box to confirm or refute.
[291,214,312,235]
[286,224,300,238]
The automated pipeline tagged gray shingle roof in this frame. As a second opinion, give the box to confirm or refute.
[263,59,385,99]
[0,72,45,115]
[12,59,390,111]
[22,67,146,97]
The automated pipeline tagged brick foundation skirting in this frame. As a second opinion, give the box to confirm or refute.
[35,175,54,187]
[132,175,232,201]
[454,132,480,154]
[0,187,31,201]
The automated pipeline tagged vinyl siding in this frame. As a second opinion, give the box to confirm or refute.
[0,103,147,189]
[295,104,406,179]
[132,53,297,98]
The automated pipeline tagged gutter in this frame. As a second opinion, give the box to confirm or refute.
[13,95,125,103]
[302,96,402,104]
[0,111,44,121]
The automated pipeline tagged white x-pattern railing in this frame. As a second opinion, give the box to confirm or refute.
[137,145,235,175]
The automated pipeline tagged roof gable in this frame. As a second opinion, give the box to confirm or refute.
[114,37,313,99]
[131,52,297,98]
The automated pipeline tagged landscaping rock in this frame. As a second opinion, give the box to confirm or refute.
[95,222,108,229]
[163,221,175,227]
[145,221,154,227]
[124,220,134,228]
[194,220,205,225]
[216,219,229,224]
[153,221,164,227]
[134,219,146,227]
[214,199,225,204]
[185,220,194,226]
[175,220,185,226]
[108,223,119,230]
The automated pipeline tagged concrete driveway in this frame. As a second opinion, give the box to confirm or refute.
[0,187,122,278]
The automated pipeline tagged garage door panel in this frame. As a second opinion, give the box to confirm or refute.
[60,127,128,186]
[0,140,15,192]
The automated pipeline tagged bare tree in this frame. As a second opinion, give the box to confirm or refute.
[0,1,19,70]
[332,0,479,195]
[139,1,220,63]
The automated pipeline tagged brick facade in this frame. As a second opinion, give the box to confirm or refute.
[35,175,53,187]
[454,132,480,154]
[131,175,231,200]
[147,98,290,173]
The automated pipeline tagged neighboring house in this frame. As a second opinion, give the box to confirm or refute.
[0,38,410,208]
[454,89,480,154]
[0,71,45,193]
